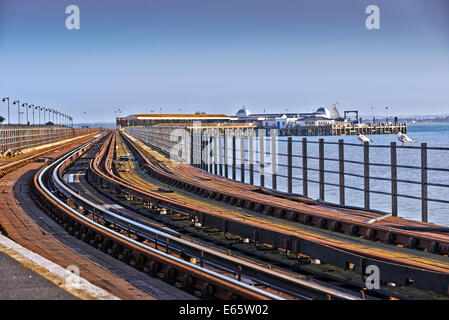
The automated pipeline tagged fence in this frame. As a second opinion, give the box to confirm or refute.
[125,126,449,225]
[0,125,99,154]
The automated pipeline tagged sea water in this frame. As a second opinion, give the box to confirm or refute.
[229,124,449,226]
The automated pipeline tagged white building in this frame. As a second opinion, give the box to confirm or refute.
[234,106,334,128]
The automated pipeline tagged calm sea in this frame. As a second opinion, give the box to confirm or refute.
[230,124,449,226]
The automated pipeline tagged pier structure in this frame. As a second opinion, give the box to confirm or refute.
[117,112,407,137]
[1,122,449,300]
[276,121,408,136]
[0,125,98,156]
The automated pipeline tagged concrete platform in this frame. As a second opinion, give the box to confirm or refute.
[0,234,119,300]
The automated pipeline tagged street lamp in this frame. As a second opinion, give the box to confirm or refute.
[13,100,20,125]
[33,106,40,124]
[28,104,34,125]
[37,106,42,125]
[22,103,29,125]
[2,97,10,125]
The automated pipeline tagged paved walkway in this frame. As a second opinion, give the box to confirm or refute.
[0,234,117,300]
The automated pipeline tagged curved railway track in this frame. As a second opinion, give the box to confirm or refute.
[31,133,296,300]
[89,133,368,300]
[124,131,449,256]
[109,131,449,296]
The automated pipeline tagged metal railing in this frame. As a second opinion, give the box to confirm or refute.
[0,125,97,154]
[125,126,449,224]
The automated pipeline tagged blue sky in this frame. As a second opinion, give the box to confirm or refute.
[0,0,449,123]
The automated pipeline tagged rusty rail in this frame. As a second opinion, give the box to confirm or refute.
[122,131,449,257]
[31,132,281,300]
[112,131,449,295]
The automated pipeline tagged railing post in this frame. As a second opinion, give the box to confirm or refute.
[391,142,398,217]
[302,138,308,197]
[271,129,277,190]
[190,129,195,167]
[224,130,228,178]
[219,130,223,176]
[319,139,324,201]
[232,134,236,180]
[363,141,370,209]
[207,130,212,172]
[200,130,204,170]
[240,130,245,183]
[338,139,345,206]
[202,130,207,171]
[195,129,199,168]
[213,130,218,174]
[259,130,265,187]
[421,143,428,222]
[287,137,292,193]
[249,131,254,185]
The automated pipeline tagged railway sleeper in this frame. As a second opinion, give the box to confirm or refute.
[129,149,449,256]
[119,133,449,294]
[33,181,254,300]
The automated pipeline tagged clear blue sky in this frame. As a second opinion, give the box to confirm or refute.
[1,0,448,123]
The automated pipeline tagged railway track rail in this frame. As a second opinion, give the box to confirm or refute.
[108,131,449,296]
[123,132,449,257]
[31,133,296,300]
[81,134,367,300]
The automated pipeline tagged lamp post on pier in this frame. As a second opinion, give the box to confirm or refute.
[37,106,42,125]
[13,100,20,125]
[2,97,10,125]
[28,105,34,125]
[22,103,29,125]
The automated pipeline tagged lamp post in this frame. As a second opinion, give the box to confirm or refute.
[22,103,28,125]
[28,104,34,125]
[33,106,38,125]
[13,100,20,125]
[2,97,10,125]
[37,106,42,125]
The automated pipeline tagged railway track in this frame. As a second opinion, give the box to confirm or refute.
[31,133,297,300]
[124,131,449,256]
[85,133,368,299]
[106,131,449,296]
[0,133,99,179]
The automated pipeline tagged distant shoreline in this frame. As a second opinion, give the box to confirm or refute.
[409,122,449,126]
